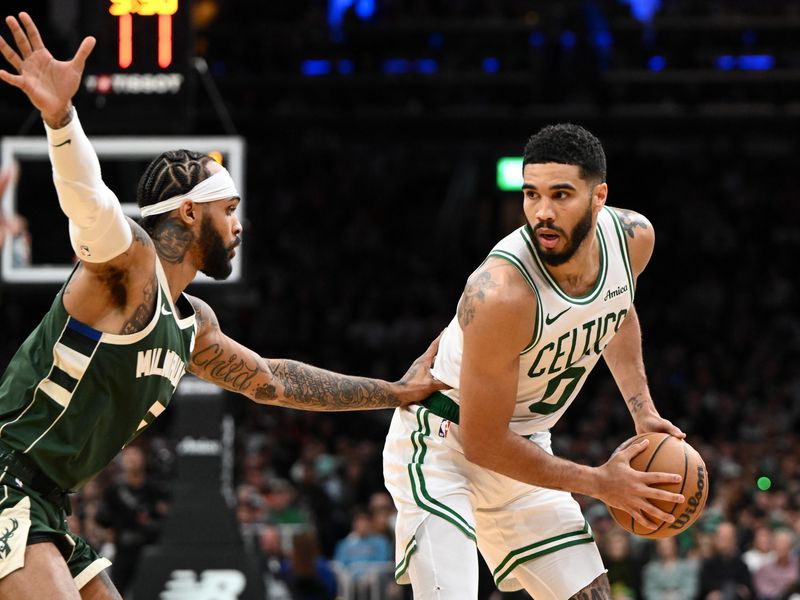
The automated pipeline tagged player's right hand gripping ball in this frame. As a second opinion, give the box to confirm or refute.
[608,432,709,538]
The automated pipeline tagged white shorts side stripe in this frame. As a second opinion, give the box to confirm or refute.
[407,408,476,539]
[394,536,417,579]
[493,521,594,585]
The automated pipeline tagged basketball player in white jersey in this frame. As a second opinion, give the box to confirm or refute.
[384,124,686,599]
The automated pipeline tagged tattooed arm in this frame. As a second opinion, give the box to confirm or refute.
[610,207,654,274]
[602,305,682,437]
[603,207,683,438]
[186,295,444,410]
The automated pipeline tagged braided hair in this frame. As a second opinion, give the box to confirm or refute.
[137,149,213,235]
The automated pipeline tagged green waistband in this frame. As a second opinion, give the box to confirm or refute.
[422,391,460,424]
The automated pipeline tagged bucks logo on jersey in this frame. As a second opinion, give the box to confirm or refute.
[0,518,19,559]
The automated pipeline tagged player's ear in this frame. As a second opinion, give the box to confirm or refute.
[592,182,608,209]
[177,200,197,225]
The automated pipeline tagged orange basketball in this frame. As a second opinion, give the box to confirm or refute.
[607,432,709,539]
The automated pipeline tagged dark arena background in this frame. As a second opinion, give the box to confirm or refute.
[1,1,799,599]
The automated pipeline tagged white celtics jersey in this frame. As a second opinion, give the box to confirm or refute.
[431,206,635,437]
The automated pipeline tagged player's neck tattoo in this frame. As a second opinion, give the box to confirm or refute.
[153,217,194,264]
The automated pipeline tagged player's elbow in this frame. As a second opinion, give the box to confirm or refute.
[460,426,490,466]
[462,445,485,466]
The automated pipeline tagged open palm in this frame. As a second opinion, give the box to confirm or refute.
[0,12,95,120]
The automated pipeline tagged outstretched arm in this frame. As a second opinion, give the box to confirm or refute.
[0,13,134,268]
[186,295,445,410]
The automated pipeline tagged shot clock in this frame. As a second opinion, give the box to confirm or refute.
[76,0,194,133]
[108,0,179,69]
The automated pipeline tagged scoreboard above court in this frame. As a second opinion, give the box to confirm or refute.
[76,0,193,133]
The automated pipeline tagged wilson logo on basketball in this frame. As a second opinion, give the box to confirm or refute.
[669,464,706,530]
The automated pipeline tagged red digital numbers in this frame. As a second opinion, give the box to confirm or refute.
[109,0,177,69]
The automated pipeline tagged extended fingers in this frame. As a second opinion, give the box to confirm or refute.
[18,13,44,51]
[0,68,24,89]
[630,509,663,530]
[643,486,685,507]
[637,503,675,528]
[666,422,686,439]
[72,36,96,70]
[641,470,683,487]
[619,438,649,459]
[422,331,445,363]
[0,34,22,71]
[4,15,32,59]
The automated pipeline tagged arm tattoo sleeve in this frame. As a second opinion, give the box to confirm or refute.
[192,342,265,393]
[255,360,401,410]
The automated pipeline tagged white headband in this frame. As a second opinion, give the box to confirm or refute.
[139,168,240,218]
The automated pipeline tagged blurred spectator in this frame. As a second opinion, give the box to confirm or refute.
[95,445,169,596]
[699,521,755,600]
[71,477,113,558]
[266,477,311,525]
[0,163,30,266]
[641,536,700,600]
[601,528,643,599]
[752,529,799,600]
[368,491,397,541]
[743,526,775,574]
[287,530,337,600]
[291,438,344,555]
[258,525,293,600]
[0,165,16,250]
[237,482,269,551]
[333,507,393,581]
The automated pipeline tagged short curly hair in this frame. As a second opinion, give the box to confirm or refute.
[522,123,607,183]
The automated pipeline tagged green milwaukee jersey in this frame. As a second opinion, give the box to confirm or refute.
[0,259,196,491]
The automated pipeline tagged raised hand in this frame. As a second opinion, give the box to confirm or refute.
[0,12,95,126]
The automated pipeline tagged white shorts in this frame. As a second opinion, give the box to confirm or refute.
[383,404,604,594]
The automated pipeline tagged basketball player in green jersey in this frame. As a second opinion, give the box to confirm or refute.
[383,124,686,599]
[0,13,444,599]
